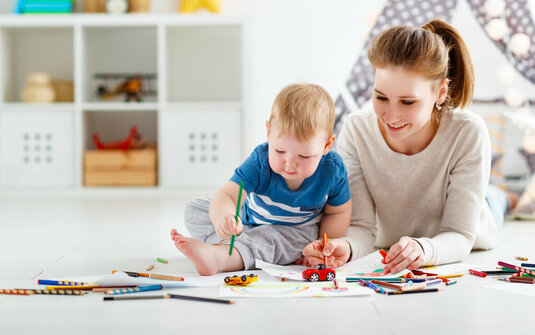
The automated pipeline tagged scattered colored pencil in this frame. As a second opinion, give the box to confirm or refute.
[1,289,85,295]
[45,285,99,290]
[521,263,535,268]
[167,293,235,305]
[498,261,535,277]
[387,288,440,295]
[104,293,235,304]
[122,271,184,281]
[497,276,535,284]
[445,280,457,286]
[468,269,487,278]
[515,256,528,261]
[106,285,163,295]
[482,270,518,275]
[323,233,328,266]
[401,283,427,291]
[104,294,168,301]
[370,280,403,291]
[24,289,86,295]
[146,264,155,271]
[92,287,136,293]
[439,274,464,278]
[229,181,244,256]
[346,277,427,283]
[37,280,87,286]
[157,258,168,264]
[379,249,387,262]
[411,270,437,276]
[1,289,34,295]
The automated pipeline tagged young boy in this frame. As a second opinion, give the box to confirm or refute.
[170,83,352,275]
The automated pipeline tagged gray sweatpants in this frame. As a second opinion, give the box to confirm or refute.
[184,197,319,270]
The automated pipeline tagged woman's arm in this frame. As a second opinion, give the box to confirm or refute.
[336,115,378,261]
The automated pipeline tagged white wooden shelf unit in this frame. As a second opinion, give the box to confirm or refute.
[0,14,249,191]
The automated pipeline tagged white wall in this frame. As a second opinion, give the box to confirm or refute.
[2,0,534,154]
[242,0,535,151]
[242,0,383,151]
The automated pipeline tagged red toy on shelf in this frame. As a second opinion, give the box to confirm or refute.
[92,125,142,150]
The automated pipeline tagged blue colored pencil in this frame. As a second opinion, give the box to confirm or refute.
[521,263,535,268]
[37,279,87,286]
[105,285,163,295]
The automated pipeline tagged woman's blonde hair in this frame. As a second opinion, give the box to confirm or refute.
[367,19,474,124]
[269,83,335,142]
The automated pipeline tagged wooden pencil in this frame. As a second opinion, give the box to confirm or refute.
[104,294,168,301]
[167,293,235,305]
[370,280,403,291]
[45,284,99,290]
[498,261,535,277]
[103,293,236,304]
[387,288,440,295]
[2,288,86,295]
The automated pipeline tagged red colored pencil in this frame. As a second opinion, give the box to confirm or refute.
[469,269,487,278]
[379,249,387,263]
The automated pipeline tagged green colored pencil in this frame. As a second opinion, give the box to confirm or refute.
[229,181,244,255]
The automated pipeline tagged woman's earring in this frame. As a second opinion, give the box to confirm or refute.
[435,103,442,110]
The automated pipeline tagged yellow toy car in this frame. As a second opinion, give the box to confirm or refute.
[224,274,258,286]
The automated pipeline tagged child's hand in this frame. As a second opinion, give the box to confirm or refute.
[213,214,243,240]
[300,238,351,269]
[383,236,424,274]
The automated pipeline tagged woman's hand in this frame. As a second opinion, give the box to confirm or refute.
[212,214,243,240]
[299,238,351,269]
[383,236,424,274]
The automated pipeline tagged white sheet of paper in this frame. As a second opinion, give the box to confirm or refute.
[219,282,374,298]
[255,250,410,281]
[255,259,308,281]
[337,251,410,278]
[483,283,535,298]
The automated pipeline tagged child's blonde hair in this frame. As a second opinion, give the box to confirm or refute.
[368,19,474,124]
[269,83,335,142]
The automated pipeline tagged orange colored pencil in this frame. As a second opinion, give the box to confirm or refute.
[370,280,403,291]
[323,233,328,266]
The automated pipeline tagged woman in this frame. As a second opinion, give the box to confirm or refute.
[301,19,510,274]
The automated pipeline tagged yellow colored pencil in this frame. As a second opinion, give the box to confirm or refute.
[45,285,99,291]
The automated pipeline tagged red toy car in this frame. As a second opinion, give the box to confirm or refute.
[302,264,336,282]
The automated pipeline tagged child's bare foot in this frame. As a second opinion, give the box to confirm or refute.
[170,229,244,276]
[507,191,519,211]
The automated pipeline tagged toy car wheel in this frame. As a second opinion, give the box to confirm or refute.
[241,275,247,282]
[224,277,230,283]
[309,273,319,282]
[326,272,335,281]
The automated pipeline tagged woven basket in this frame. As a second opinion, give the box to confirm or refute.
[83,0,106,13]
[129,0,151,12]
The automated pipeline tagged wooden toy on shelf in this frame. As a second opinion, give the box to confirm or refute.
[92,125,143,150]
[95,73,157,102]
[21,72,56,103]
[179,0,220,13]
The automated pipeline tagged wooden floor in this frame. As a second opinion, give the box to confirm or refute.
[1,193,534,335]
